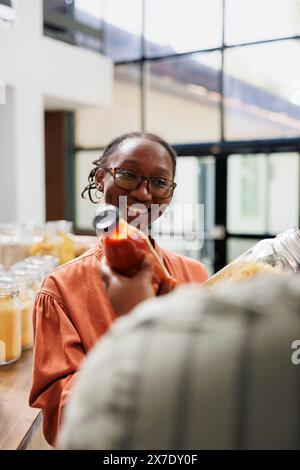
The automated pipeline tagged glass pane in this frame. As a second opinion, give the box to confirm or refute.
[227,154,268,234]
[145,0,222,57]
[224,41,300,141]
[44,0,71,11]
[75,150,102,231]
[104,0,143,61]
[44,0,104,52]
[227,237,261,264]
[0,0,14,24]
[74,0,104,52]
[145,52,222,144]
[75,0,103,19]
[268,152,299,234]
[75,64,141,148]
[151,156,215,272]
[226,0,300,45]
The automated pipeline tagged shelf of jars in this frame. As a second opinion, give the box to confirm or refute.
[0,220,96,449]
[0,220,96,367]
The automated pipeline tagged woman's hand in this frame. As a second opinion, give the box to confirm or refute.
[100,254,156,316]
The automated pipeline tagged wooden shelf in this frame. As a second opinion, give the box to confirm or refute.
[0,349,51,450]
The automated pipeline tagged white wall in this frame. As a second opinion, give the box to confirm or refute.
[0,87,16,222]
[0,1,112,107]
[0,0,112,223]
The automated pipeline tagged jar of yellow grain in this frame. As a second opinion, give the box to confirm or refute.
[205,228,300,287]
[29,221,75,266]
[0,282,22,365]
[11,271,35,350]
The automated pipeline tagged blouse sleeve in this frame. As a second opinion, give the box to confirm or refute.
[29,291,85,446]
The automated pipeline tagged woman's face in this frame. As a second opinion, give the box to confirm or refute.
[96,137,174,226]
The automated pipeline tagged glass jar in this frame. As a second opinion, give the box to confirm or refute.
[29,221,75,265]
[10,261,43,294]
[0,282,22,365]
[39,255,59,272]
[205,228,300,287]
[0,224,25,269]
[23,255,58,277]
[11,271,35,350]
[11,261,44,293]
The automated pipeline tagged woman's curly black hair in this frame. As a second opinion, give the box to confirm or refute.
[81,132,177,204]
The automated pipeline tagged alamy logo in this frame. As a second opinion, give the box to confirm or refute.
[0,81,5,104]
[291,340,300,365]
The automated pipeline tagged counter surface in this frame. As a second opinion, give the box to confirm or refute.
[0,350,44,450]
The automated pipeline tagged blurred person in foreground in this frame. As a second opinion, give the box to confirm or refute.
[58,262,300,450]
[29,132,208,446]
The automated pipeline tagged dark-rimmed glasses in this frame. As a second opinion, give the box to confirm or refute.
[103,167,176,199]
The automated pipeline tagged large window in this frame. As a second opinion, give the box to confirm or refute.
[145,52,221,143]
[50,0,300,145]
[226,151,300,264]
[227,152,299,235]
[224,41,300,140]
[145,0,222,57]
[104,0,143,62]
[225,0,300,45]
[70,1,300,272]
[43,0,104,52]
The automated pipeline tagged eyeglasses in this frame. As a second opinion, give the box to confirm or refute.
[104,167,176,199]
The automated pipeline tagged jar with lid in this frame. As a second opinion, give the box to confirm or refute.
[0,280,22,365]
[11,270,35,350]
[0,223,32,269]
[205,228,300,287]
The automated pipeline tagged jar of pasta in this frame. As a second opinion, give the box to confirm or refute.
[29,221,75,265]
[205,228,300,287]
[0,281,22,365]
[11,270,35,350]
[49,221,75,265]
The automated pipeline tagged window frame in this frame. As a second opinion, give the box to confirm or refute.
[68,0,300,273]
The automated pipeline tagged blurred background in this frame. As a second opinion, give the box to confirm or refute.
[1,0,300,274]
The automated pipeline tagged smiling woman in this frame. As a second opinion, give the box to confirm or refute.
[81,132,177,226]
[29,131,208,447]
